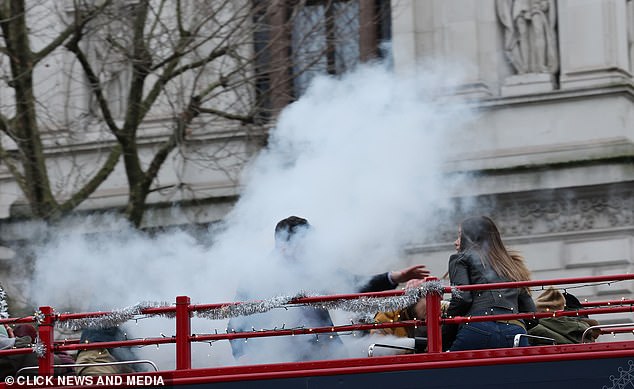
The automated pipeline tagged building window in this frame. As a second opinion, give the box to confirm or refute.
[254,0,391,117]
[290,1,361,95]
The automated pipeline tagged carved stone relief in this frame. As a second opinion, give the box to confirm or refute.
[496,0,559,74]
[423,185,634,244]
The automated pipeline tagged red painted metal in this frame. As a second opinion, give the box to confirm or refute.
[163,340,634,378]
[55,337,175,352]
[57,306,176,321]
[425,277,442,352]
[445,273,634,292]
[14,342,634,388]
[37,306,55,376]
[600,327,634,334]
[42,301,634,347]
[442,305,634,325]
[582,299,634,307]
[175,295,192,370]
[18,272,634,379]
[194,320,425,342]
[0,316,37,325]
[161,348,634,385]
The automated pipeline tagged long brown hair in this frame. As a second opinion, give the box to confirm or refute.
[459,216,531,283]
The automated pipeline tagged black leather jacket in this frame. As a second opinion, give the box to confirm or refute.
[446,251,535,318]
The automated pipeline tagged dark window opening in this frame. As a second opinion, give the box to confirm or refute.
[253,0,392,117]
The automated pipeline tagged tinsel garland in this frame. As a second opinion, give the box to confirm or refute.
[38,281,454,331]
[0,284,8,319]
[322,280,447,314]
[32,339,46,359]
[56,301,173,331]
[196,293,308,320]
[33,310,45,325]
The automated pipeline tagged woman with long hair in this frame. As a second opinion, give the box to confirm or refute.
[446,216,535,351]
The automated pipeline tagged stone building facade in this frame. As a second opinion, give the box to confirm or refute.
[393,0,634,320]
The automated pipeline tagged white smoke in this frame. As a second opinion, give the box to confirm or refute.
[26,63,471,368]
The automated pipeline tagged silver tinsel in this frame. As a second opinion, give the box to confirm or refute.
[32,339,46,359]
[33,309,45,325]
[0,284,8,319]
[56,301,172,331]
[450,286,462,300]
[37,281,449,331]
[196,293,308,320]
[322,280,445,314]
[197,281,446,319]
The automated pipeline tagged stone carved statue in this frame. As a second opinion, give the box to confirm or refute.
[496,0,559,74]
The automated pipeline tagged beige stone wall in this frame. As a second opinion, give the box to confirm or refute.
[392,0,634,326]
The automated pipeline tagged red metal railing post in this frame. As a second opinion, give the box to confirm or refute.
[425,277,442,353]
[175,296,191,370]
[37,306,55,375]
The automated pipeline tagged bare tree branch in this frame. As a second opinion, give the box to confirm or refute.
[0,113,25,188]
[0,0,386,227]
[0,143,26,193]
[196,106,254,124]
[59,144,122,213]
[65,39,121,136]
[32,0,112,66]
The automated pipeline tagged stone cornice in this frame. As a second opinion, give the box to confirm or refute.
[470,83,634,109]
[421,183,634,245]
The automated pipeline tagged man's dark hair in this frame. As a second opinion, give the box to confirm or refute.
[275,216,310,241]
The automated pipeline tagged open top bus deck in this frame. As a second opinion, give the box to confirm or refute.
[1,273,634,389]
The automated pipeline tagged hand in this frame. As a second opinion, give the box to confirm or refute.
[404,278,425,290]
[4,325,14,338]
[391,264,430,284]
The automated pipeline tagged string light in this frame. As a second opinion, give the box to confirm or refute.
[26,279,631,333]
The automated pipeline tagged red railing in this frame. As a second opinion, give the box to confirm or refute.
[0,273,633,376]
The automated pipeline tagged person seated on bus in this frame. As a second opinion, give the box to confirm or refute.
[12,324,75,375]
[445,216,535,351]
[0,324,30,379]
[228,216,431,363]
[75,327,141,375]
[527,287,600,344]
[0,324,72,377]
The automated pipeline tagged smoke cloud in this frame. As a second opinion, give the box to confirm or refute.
[25,63,471,368]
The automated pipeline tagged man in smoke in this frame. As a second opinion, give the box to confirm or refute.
[228,216,430,363]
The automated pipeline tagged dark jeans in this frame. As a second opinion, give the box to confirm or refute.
[449,321,527,351]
